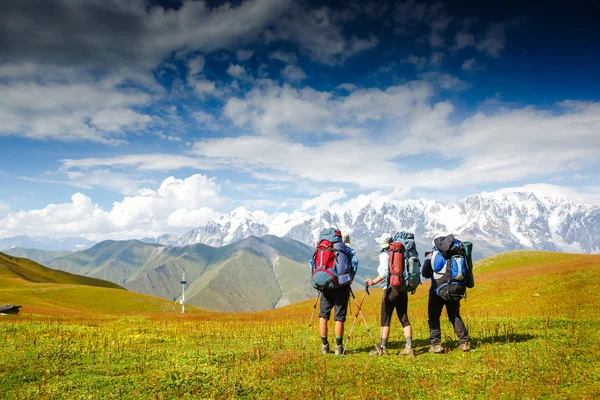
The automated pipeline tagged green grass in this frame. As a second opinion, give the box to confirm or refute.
[474,250,585,273]
[1,251,599,399]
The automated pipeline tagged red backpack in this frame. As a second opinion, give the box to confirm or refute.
[388,241,406,288]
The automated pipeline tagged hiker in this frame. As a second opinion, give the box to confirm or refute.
[421,234,475,353]
[365,233,415,356]
[310,229,358,355]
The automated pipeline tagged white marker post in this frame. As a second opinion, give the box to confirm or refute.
[180,270,187,314]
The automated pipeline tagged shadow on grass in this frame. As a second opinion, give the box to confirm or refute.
[344,333,536,356]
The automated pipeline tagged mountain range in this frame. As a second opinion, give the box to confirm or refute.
[141,188,600,258]
[0,235,96,252]
[47,235,343,312]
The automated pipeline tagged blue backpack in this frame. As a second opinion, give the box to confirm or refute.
[391,232,421,293]
[431,234,471,301]
[310,228,354,290]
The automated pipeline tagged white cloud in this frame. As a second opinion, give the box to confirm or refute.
[222,79,435,135]
[281,65,308,82]
[404,55,427,70]
[192,79,221,99]
[336,83,358,92]
[60,154,217,172]
[226,63,250,80]
[187,55,205,80]
[90,109,153,133]
[0,0,294,72]
[267,4,378,65]
[0,175,224,240]
[494,184,600,206]
[477,23,506,57]
[454,32,475,50]
[22,169,155,196]
[301,190,347,211]
[236,49,254,61]
[0,80,153,143]
[0,202,10,218]
[419,72,471,91]
[462,58,477,71]
[269,51,298,64]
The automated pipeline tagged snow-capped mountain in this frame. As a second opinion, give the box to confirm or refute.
[142,207,269,247]
[141,189,600,258]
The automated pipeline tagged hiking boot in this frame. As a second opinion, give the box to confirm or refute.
[335,344,344,355]
[459,342,471,352]
[369,345,388,356]
[398,346,415,357]
[428,344,444,354]
[321,343,330,355]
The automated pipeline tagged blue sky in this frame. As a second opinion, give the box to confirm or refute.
[0,0,599,239]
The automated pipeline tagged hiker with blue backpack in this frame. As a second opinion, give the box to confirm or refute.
[421,234,475,353]
[365,232,422,356]
[309,229,358,355]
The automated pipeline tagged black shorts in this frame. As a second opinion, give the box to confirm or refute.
[319,287,350,322]
[381,287,411,327]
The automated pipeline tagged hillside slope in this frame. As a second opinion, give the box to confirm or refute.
[0,251,122,289]
[0,251,205,315]
[3,247,72,265]
[49,235,316,312]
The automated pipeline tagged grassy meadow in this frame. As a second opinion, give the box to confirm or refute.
[1,251,600,399]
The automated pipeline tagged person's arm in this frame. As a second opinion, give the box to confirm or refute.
[421,252,433,279]
[348,247,359,276]
[366,252,388,286]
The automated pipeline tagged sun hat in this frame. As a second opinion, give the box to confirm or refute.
[342,231,351,244]
[375,233,392,249]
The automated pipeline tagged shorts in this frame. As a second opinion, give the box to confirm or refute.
[380,287,410,327]
[319,287,350,322]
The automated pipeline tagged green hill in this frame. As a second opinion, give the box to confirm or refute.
[3,247,72,265]
[0,251,205,315]
[49,235,316,312]
[0,251,122,289]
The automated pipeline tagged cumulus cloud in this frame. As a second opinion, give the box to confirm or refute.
[0,202,9,218]
[0,175,224,240]
[236,49,254,61]
[0,79,153,143]
[454,31,476,50]
[222,79,435,135]
[462,58,477,71]
[226,64,250,80]
[301,190,347,211]
[0,0,293,71]
[269,51,299,64]
[477,23,506,57]
[281,65,308,82]
[419,72,471,91]
[267,4,378,65]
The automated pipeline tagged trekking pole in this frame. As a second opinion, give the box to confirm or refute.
[350,285,380,353]
[302,291,321,350]
[342,287,367,356]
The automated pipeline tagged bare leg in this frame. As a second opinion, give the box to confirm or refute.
[335,321,344,338]
[319,317,328,338]
[381,326,390,339]
[403,324,412,341]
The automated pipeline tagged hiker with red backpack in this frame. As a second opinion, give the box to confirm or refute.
[365,232,421,356]
[421,234,475,353]
[309,228,358,355]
